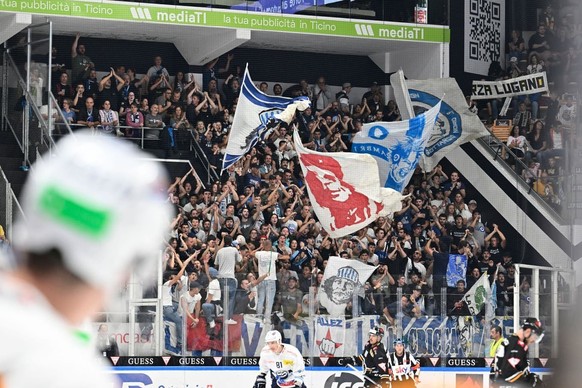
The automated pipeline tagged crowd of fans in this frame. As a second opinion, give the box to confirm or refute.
[471,2,580,211]
[22,4,574,355]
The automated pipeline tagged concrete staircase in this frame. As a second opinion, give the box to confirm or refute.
[0,130,27,198]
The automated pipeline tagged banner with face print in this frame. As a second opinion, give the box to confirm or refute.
[318,256,377,317]
[294,131,404,238]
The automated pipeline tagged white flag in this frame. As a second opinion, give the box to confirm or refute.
[294,131,404,238]
[318,256,377,317]
[391,70,489,171]
[222,65,309,171]
[462,272,491,316]
[352,101,441,192]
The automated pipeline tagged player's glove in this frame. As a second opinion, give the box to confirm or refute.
[253,373,266,388]
[381,374,392,382]
[344,356,357,366]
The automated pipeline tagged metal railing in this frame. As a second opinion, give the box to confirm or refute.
[50,123,211,187]
[479,131,566,222]
[0,166,26,243]
[189,131,220,186]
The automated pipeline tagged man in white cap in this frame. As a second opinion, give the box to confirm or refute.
[336,82,352,114]
[0,132,171,387]
[254,330,306,388]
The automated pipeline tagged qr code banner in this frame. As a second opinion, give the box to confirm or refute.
[464,0,505,76]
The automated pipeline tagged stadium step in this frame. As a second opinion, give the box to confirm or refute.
[0,156,24,172]
[0,130,27,199]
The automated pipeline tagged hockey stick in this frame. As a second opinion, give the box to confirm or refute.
[347,364,383,388]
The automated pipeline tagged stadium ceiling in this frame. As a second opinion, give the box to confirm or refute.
[31,14,435,58]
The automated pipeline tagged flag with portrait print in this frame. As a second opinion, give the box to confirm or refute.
[446,254,468,287]
[293,131,404,239]
[222,65,310,171]
[318,256,378,317]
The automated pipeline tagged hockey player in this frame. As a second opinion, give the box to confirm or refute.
[254,330,306,388]
[0,133,171,387]
[348,326,391,388]
[387,338,420,388]
[497,318,544,387]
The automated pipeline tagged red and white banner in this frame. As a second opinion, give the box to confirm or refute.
[293,131,404,238]
[314,318,346,358]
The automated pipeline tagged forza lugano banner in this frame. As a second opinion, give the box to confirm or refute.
[471,72,549,100]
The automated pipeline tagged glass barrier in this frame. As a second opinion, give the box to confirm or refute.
[3,22,53,166]
[95,261,573,359]
[2,51,26,155]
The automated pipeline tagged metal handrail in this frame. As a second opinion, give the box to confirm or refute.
[61,123,162,149]
[48,91,75,137]
[0,165,26,239]
[189,130,220,185]
[139,157,204,189]
[478,131,564,222]
[56,124,207,188]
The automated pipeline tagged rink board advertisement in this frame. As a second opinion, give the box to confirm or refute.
[111,367,550,388]
[105,315,537,358]
[107,356,555,369]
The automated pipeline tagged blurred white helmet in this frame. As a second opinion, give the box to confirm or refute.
[13,132,171,288]
[265,330,282,344]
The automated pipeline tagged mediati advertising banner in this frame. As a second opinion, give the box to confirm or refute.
[0,0,450,43]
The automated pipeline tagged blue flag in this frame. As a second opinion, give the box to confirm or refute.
[489,280,497,313]
[222,66,309,171]
[351,102,441,192]
[446,254,468,288]
[390,70,490,172]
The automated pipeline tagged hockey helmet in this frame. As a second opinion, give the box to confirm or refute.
[393,338,405,346]
[369,326,385,338]
[522,318,544,342]
[265,330,282,344]
[13,132,171,289]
